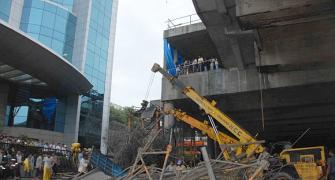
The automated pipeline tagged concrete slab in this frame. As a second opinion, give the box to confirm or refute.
[0,21,92,96]
[164,23,219,59]
[237,0,335,29]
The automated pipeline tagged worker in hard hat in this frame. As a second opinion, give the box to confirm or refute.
[175,159,185,179]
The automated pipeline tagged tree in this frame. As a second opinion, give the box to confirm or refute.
[109,106,128,124]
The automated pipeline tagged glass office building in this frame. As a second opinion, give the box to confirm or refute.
[0,0,118,153]
[0,0,12,22]
[20,0,76,61]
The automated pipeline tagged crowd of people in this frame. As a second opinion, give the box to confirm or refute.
[0,134,72,179]
[174,57,220,76]
[0,134,69,154]
[0,134,93,179]
[0,148,63,179]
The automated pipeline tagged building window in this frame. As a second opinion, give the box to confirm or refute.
[19,0,76,62]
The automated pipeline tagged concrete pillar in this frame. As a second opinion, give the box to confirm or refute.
[8,0,24,29]
[0,84,9,127]
[163,102,175,129]
[63,95,81,146]
[72,0,92,71]
[100,0,119,155]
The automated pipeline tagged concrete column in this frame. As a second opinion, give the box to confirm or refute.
[63,95,81,146]
[100,0,119,155]
[72,0,92,71]
[8,0,24,29]
[0,84,9,127]
[163,102,175,129]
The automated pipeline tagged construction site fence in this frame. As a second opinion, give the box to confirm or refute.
[0,142,76,172]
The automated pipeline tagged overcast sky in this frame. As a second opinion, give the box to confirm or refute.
[110,0,196,107]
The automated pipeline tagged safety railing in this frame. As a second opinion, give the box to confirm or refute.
[166,14,202,29]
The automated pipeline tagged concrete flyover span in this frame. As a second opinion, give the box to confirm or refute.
[0,21,92,96]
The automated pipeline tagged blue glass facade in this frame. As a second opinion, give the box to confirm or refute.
[1,0,117,149]
[79,0,114,148]
[19,0,76,62]
[49,0,74,11]
[3,0,75,133]
[0,0,11,22]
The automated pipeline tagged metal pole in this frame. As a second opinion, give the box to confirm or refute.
[159,129,173,180]
[200,147,216,180]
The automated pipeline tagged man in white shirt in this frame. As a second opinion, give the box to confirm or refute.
[35,154,43,178]
[210,59,214,71]
[176,65,180,76]
[43,143,49,152]
[78,155,89,175]
[192,59,198,73]
[214,59,219,70]
[16,151,22,164]
[198,56,204,72]
[56,143,61,154]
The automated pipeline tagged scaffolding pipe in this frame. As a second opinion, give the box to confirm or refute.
[200,147,216,180]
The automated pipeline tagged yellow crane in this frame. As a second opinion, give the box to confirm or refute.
[152,63,263,158]
[164,108,237,145]
[152,63,326,180]
[164,108,241,159]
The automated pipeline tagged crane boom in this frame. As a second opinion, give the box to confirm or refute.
[152,63,264,155]
[165,109,238,144]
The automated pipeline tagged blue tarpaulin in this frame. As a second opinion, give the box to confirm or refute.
[177,53,184,65]
[164,39,176,76]
[42,97,56,122]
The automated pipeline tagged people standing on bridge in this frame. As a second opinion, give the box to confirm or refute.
[176,65,180,76]
[204,58,209,71]
[210,59,214,71]
[184,59,190,74]
[198,56,204,71]
[192,59,198,73]
[214,59,219,70]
